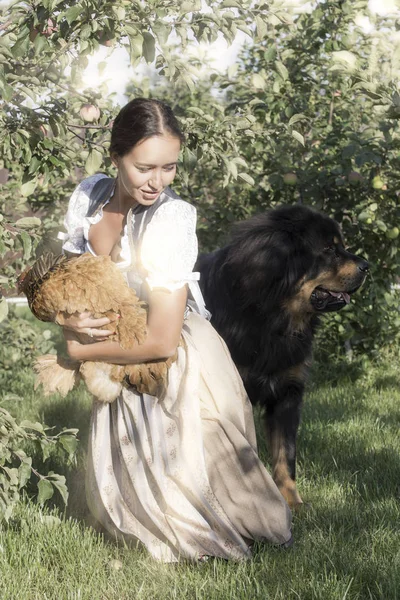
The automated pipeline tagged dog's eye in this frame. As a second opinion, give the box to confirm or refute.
[324,245,336,253]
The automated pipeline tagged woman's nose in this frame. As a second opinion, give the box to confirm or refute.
[149,170,162,189]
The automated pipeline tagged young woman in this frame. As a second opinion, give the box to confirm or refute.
[59,98,292,562]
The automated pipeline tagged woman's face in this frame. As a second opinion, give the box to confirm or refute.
[112,134,181,207]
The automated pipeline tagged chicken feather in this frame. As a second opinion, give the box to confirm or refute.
[18,253,178,402]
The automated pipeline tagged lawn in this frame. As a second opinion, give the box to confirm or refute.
[1,311,399,600]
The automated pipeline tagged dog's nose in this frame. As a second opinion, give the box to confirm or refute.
[358,259,369,273]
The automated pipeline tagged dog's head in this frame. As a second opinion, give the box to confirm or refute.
[226,204,368,316]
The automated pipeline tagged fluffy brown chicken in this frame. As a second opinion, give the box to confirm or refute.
[17,252,178,402]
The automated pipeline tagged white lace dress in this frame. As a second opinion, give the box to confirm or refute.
[60,174,292,562]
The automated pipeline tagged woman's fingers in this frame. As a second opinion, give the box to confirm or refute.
[86,327,113,339]
[59,311,119,333]
[83,316,113,329]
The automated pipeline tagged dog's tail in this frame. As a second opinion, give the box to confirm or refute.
[34,354,80,397]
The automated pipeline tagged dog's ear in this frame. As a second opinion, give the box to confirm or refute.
[225,223,312,309]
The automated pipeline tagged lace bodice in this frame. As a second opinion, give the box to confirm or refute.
[60,174,198,289]
[59,175,210,318]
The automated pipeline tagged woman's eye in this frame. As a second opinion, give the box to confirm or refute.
[324,245,336,253]
[137,167,151,173]
[163,165,176,172]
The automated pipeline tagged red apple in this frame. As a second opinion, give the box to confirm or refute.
[98,32,116,47]
[0,168,9,184]
[30,18,57,42]
[42,18,57,37]
[29,27,39,42]
[79,104,101,123]
[348,171,363,185]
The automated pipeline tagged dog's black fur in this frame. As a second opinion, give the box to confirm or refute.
[196,204,368,506]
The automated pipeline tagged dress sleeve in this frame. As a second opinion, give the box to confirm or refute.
[59,174,107,254]
[140,200,199,292]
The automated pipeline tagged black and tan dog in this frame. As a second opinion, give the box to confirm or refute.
[196,204,368,508]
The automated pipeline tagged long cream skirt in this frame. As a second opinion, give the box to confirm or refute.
[86,312,292,562]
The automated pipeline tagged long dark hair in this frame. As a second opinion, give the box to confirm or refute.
[110,98,185,157]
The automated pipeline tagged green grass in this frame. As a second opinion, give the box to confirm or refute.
[1,313,400,599]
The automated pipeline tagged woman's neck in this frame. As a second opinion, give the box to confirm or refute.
[112,178,139,215]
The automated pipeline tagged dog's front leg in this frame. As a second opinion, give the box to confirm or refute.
[265,391,303,508]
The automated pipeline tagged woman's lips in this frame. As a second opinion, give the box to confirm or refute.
[141,189,161,199]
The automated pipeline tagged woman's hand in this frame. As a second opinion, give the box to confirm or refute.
[63,329,84,361]
[57,311,115,342]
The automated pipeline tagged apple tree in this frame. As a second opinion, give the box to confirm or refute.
[192,1,400,357]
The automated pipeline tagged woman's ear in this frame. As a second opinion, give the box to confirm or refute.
[110,152,119,168]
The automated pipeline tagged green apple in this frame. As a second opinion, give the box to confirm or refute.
[372,176,384,190]
[386,227,399,240]
[283,173,297,186]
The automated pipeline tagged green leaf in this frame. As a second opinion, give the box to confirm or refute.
[20,420,45,432]
[180,0,201,13]
[49,117,59,137]
[49,474,69,505]
[227,63,238,79]
[15,217,41,228]
[10,36,30,59]
[33,34,49,56]
[40,439,51,462]
[291,130,305,146]
[186,106,205,117]
[288,113,307,126]
[3,467,18,487]
[37,479,54,504]
[19,458,32,489]
[60,428,79,436]
[0,81,14,101]
[29,156,41,175]
[275,61,289,81]
[85,148,103,175]
[251,73,266,90]
[255,15,268,38]
[59,435,78,457]
[20,86,37,103]
[129,34,144,64]
[113,6,126,20]
[65,5,82,25]
[183,147,197,168]
[80,24,91,40]
[20,231,32,260]
[152,22,171,46]
[181,72,195,93]
[332,50,357,71]
[0,298,8,324]
[238,172,255,185]
[142,32,156,63]
[20,180,37,197]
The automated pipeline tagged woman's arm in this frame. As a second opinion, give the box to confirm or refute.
[65,285,187,363]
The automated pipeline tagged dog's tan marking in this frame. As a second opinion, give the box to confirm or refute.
[268,426,303,508]
[284,278,321,318]
[336,263,359,278]
[285,263,362,321]
[284,363,309,384]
